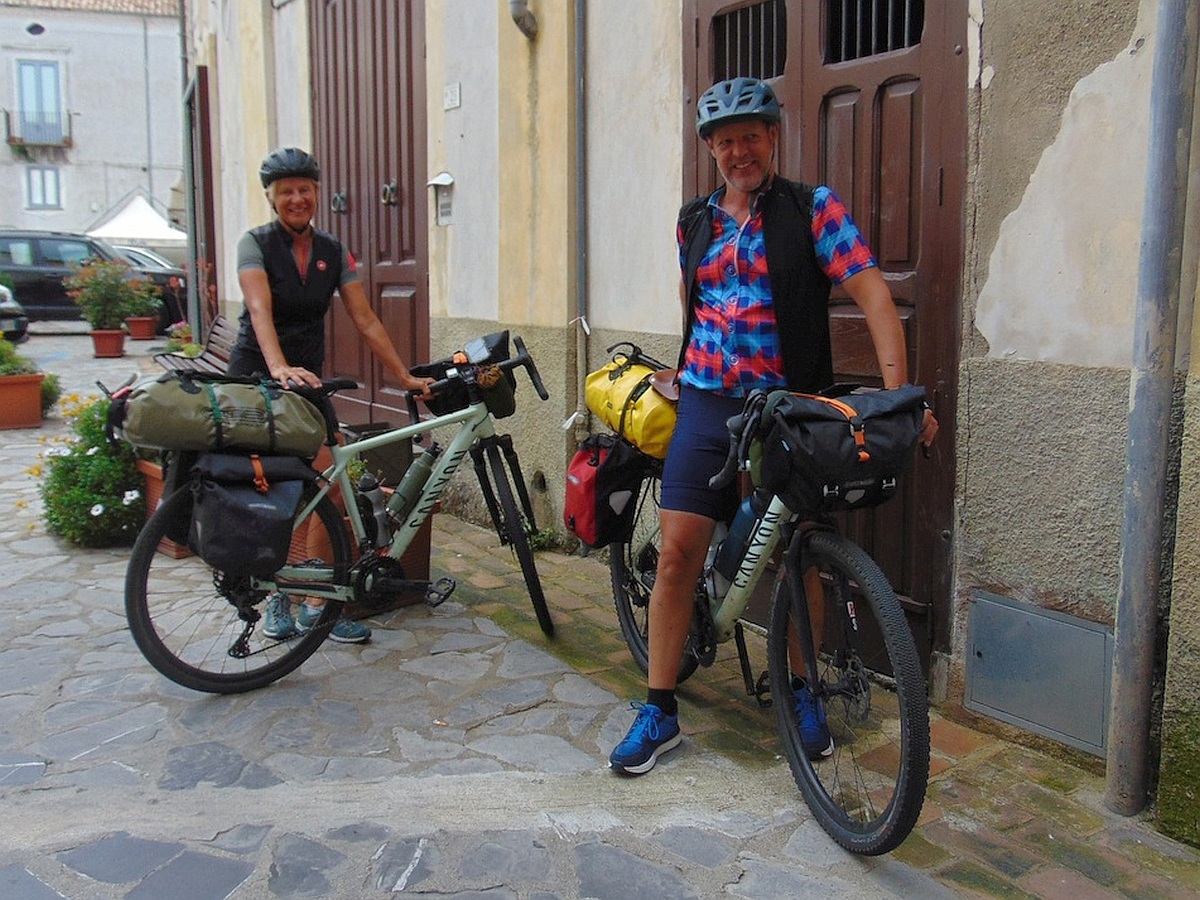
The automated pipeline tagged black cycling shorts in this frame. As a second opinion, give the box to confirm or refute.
[660,385,744,523]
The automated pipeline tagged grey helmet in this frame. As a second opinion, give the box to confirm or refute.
[259,147,321,188]
[695,77,781,138]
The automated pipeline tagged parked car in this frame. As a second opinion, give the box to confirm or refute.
[0,230,184,330]
[0,284,30,344]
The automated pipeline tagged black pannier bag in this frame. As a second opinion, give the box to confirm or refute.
[754,385,926,514]
[563,434,653,549]
[189,453,317,577]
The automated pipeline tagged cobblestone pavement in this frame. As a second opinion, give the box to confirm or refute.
[0,328,1197,899]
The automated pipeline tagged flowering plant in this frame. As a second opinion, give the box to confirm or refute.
[165,320,203,357]
[38,394,145,546]
[65,259,161,330]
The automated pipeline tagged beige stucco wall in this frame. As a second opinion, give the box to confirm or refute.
[189,0,311,316]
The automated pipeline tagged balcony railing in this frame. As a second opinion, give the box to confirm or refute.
[4,109,73,148]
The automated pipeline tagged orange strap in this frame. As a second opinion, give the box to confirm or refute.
[250,454,269,493]
[795,393,871,462]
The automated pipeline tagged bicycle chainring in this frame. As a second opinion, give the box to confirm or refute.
[353,555,407,609]
[690,589,717,667]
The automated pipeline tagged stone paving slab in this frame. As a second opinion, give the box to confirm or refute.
[0,331,1195,898]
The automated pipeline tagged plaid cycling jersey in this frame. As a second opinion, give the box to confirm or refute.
[679,184,876,397]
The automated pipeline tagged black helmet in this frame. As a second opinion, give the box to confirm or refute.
[696,77,781,138]
[259,147,320,188]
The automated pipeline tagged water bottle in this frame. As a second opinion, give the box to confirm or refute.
[712,491,766,583]
[385,443,440,526]
[358,472,391,547]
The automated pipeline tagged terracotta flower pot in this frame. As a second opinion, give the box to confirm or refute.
[0,372,45,429]
[125,316,159,340]
[90,329,126,358]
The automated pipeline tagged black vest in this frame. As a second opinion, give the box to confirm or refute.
[677,177,833,393]
[229,221,345,377]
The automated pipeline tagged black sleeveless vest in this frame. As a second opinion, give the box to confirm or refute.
[677,177,833,393]
[230,221,345,377]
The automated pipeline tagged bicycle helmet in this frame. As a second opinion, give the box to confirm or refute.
[259,147,321,188]
[696,77,781,138]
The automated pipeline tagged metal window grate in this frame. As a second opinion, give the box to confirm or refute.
[826,0,924,64]
[713,0,787,81]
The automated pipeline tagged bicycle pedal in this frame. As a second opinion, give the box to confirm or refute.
[426,577,456,607]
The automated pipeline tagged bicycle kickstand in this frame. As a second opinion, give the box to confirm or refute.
[734,621,772,708]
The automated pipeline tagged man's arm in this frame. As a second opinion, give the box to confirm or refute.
[841,267,938,446]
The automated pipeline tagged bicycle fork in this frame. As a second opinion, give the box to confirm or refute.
[470,434,538,544]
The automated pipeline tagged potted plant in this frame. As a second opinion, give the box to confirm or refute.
[124,289,164,340]
[39,393,145,547]
[0,335,61,428]
[164,319,203,357]
[64,259,161,357]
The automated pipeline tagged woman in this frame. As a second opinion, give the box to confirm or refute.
[230,146,432,643]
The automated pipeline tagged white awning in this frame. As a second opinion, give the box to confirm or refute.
[88,195,187,245]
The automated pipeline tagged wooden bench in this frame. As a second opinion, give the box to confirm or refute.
[154,314,237,374]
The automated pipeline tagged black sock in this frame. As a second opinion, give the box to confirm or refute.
[647,688,677,717]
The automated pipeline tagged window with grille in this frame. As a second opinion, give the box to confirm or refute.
[26,166,61,210]
[826,0,924,64]
[712,0,787,81]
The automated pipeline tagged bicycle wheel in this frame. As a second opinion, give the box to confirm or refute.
[125,483,352,694]
[609,469,701,684]
[767,529,929,855]
[485,441,554,636]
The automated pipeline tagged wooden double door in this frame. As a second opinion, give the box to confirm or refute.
[685,0,966,661]
[310,0,429,426]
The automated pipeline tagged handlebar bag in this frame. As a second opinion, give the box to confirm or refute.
[188,452,317,577]
[411,330,516,418]
[753,385,926,514]
[111,371,327,458]
[584,346,677,460]
[563,434,654,549]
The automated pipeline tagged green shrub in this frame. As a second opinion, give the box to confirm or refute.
[40,395,145,547]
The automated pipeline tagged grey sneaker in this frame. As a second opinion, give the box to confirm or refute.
[261,593,297,640]
[295,604,372,644]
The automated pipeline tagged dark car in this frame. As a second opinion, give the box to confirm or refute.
[0,284,29,343]
[0,230,184,329]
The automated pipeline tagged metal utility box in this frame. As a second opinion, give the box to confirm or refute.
[965,590,1113,756]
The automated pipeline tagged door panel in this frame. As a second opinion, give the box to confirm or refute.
[311,0,428,425]
[686,0,964,658]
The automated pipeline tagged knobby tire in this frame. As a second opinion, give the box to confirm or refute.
[767,529,929,855]
[125,483,351,694]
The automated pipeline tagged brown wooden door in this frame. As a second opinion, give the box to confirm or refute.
[685,0,964,661]
[310,0,429,426]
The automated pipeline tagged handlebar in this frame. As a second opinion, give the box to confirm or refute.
[402,333,549,424]
[708,389,770,491]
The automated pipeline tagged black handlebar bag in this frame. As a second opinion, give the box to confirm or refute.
[188,453,317,577]
[753,385,926,514]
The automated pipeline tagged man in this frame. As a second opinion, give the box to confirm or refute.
[608,77,938,775]
[229,147,432,643]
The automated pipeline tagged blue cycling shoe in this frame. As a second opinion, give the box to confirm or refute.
[609,702,682,775]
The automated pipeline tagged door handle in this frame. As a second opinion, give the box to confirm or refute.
[330,190,348,214]
[380,181,397,206]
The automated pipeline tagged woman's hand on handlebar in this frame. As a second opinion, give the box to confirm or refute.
[271,363,322,391]
[398,372,435,399]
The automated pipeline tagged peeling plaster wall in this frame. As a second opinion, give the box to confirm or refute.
[953,1,1149,688]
